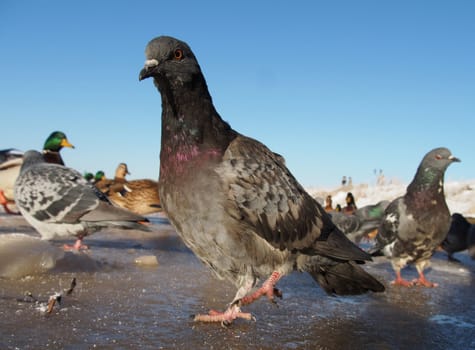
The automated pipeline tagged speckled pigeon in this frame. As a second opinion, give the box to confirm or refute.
[370,147,460,287]
[14,150,150,250]
[139,36,385,325]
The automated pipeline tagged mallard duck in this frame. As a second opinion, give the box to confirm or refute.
[0,149,24,214]
[96,163,161,215]
[324,195,333,212]
[343,192,357,214]
[95,163,128,194]
[330,200,390,244]
[108,179,162,215]
[41,131,75,165]
[0,131,74,214]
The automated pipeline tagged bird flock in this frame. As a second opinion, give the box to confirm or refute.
[0,35,471,326]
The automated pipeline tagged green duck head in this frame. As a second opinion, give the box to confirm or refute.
[84,172,94,181]
[43,131,75,152]
[95,170,105,182]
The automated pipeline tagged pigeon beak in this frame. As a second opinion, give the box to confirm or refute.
[139,59,159,81]
[449,155,461,163]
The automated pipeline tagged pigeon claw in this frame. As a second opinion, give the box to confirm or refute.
[391,270,414,287]
[193,304,253,325]
[0,190,20,215]
[412,276,438,288]
[391,277,414,287]
[63,239,89,251]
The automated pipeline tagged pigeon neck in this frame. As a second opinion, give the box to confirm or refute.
[157,74,237,176]
[407,166,445,197]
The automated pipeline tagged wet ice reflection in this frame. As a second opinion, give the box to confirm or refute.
[0,213,474,349]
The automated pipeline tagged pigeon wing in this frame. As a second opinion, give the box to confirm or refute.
[219,135,326,252]
[16,164,102,224]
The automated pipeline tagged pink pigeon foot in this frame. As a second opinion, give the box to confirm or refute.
[412,272,438,287]
[63,238,88,251]
[391,271,414,287]
[193,303,253,326]
[0,190,19,215]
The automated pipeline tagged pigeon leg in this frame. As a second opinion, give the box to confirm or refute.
[240,271,282,306]
[193,302,253,326]
[391,270,413,287]
[0,190,19,215]
[413,271,438,288]
[63,237,89,251]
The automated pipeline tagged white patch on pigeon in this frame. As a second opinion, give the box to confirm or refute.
[383,241,395,256]
[386,213,398,224]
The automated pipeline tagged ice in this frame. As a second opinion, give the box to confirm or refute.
[135,255,159,266]
[1,186,475,349]
[0,233,64,278]
[429,315,475,329]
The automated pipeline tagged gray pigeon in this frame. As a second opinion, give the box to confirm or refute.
[370,147,460,287]
[331,200,390,243]
[14,150,150,250]
[139,36,384,325]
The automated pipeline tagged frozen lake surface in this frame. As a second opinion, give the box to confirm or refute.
[0,212,474,349]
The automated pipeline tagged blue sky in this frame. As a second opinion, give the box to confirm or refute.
[1,1,474,187]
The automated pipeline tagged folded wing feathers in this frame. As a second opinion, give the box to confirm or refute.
[221,136,322,251]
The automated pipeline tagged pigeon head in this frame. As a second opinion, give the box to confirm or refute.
[43,131,75,152]
[420,147,460,172]
[139,36,201,84]
[408,147,460,192]
[139,36,237,174]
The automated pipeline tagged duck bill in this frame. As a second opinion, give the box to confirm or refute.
[61,139,75,149]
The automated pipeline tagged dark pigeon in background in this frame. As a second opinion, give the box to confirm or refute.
[14,150,150,250]
[467,225,475,259]
[370,147,460,287]
[139,35,384,325]
[331,200,390,243]
[441,213,472,262]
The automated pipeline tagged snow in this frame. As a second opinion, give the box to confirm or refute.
[307,179,475,217]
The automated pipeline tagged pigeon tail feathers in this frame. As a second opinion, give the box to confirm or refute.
[308,261,385,295]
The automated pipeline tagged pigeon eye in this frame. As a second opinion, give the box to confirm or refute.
[174,49,184,60]
[435,154,442,160]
